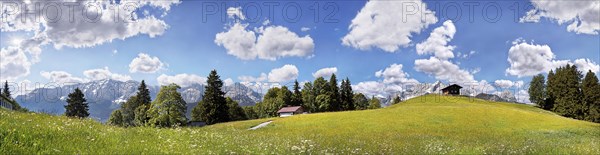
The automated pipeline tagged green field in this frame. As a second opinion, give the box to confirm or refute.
[1,95,599,154]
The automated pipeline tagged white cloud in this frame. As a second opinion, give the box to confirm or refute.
[413,20,475,83]
[416,20,456,60]
[83,67,132,82]
[301,27,311,32]
[521,1,600,35]
[129,53,165,73]
[352,81,385,98]
[215,8,314,60]
[414,57,475,83]
[40,71,85,84]
[0,0,179,80]
[312,67,338,78]
[376,64,419,84]
[342,0,437,52]
[494,80,516,88]
[113,50,118,55]
[504,40,597,77]
[226,7,245,20]
[157,74,207,87]
[353,63,420,97]
[574,59,600,73]
[0,47,32,81]
[267,64,299,83]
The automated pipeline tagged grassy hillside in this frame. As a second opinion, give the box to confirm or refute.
[2,95,599,154]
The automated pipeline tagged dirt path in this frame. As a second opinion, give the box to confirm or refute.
[249,121,273,130]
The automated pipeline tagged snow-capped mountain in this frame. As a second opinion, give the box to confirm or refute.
[15,79,262,121]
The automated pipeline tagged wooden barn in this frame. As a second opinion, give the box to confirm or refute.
[277,106,304,117]
[442,84,462,96]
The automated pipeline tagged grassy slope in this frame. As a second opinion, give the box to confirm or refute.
[1,95,599,154]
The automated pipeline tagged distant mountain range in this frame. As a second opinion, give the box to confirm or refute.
[15,79,262,121]
[14,79,520,121]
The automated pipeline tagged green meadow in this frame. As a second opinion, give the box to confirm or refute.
[1,95,599,154]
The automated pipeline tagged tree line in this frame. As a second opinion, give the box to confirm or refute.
[528,64,600,123]
[9,69,386,128]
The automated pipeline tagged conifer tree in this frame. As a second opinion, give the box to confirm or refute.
[529,74,547,109]
[545,70,557,110]
[291,80,303,106]
[64,88,89,118]
[2,81,11,99]
[552,65,584,119]
[194,70,229,125]
[328,74,341,111]
[340,78,355,110]
[582,70,600,122]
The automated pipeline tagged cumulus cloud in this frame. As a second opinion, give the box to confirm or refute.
[413,20,476,83]
[353,63,419,98]
[342,0,437,52]
[83,67,132,82]
[129,53,165,73]
[352,81,385,97]
[312,67,338,78]
[226,7,245,20]
[157,74,207,87]
[0,0,179,80]
[521,1,600,35]
[506,40,597,77]
[416,20,456,60]
[0,47,32,80]
[40,71,85,84]
[494,80,524,89]
[414,57,475,83]
[376,64,419,84]
[574,59,600,73]
[215,8,314,60]
[267,65,299,83]
[301,27,311,32]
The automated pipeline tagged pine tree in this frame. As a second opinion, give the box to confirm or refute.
[328,74,341,111]
[64,88,89,118]
[353,93,369,110]
[545,70,557,110]
[136,80,152,107]
[2,81,11,99]
[529,74,547,109]
[340,78,355,110]
[552,65,584,119]
[194,70,230,125]
[291,80,303,106]
[368,96,381,109]
[146,84,187,127]
[582,70,600,122]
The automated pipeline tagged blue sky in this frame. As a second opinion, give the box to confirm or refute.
[1,0,598,100]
